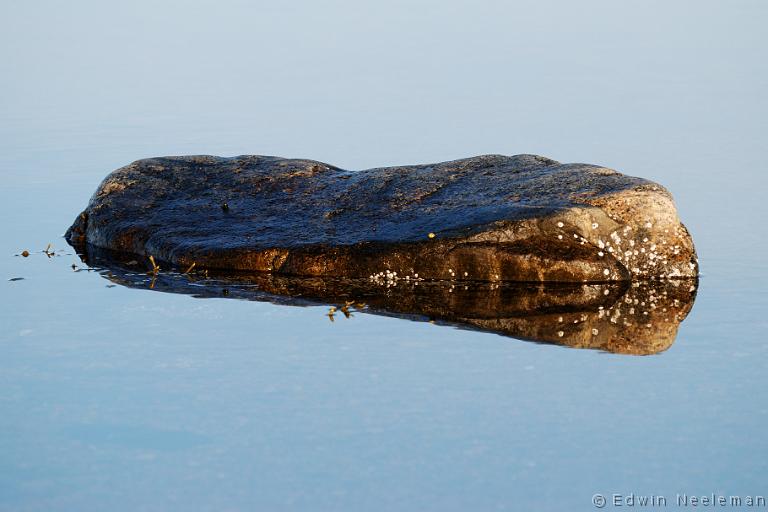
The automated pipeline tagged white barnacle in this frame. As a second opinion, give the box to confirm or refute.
[557,331,564,337]
[645,222,653,228]
[557,234,563,240]
[557,221,564,228]
[603,269,610,276]
[592,222,599,229]
[591,328,599,336]
[598,251,604,257]
[598,240,605,249]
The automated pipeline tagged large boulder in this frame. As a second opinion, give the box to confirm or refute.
[66,154,698,282]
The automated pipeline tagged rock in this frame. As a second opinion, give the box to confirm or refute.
[78,248,698,355]
[66,154,698,282]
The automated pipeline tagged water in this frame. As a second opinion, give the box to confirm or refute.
[1,1,767,510]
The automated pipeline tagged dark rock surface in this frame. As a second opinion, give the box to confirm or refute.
[66,154,698,282]
[77,248,698,355]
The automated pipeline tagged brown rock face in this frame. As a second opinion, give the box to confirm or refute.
[66,154,698,282]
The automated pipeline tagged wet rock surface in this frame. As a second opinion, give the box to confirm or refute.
[79,249,698,355]
[66,154,698,282]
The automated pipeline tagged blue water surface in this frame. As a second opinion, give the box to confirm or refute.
[1,1,767,510]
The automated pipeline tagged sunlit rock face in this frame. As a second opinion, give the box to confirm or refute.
[74,249,698,355]
[66,154,698,282]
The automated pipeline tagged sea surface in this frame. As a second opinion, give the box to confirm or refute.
[1,1,767,510]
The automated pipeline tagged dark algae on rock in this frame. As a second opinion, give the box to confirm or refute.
[66,154,698,282]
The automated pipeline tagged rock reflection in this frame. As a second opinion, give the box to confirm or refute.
[81,250,697,355]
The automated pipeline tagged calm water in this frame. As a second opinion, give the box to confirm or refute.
[2,1,767,510]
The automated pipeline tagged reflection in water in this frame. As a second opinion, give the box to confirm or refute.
[77,248,697,356]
